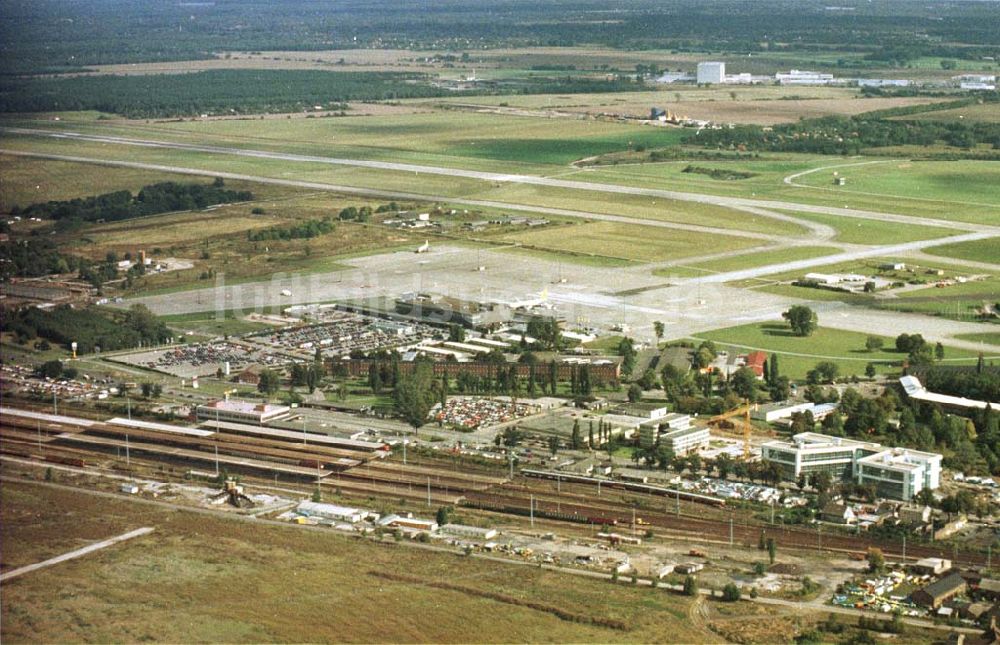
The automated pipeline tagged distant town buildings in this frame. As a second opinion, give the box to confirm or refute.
[954,74,997,91]
[657,61,992,95]
[857,78,911,88]
[776,69,835,85]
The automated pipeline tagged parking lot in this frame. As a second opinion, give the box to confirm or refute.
[244,310,438,359]
[434,397,535,431]
[112,341,291,378]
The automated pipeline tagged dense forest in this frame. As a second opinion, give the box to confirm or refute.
[0,69,651,118]
[0,239,85,280]
[3,304,171,354]
[12,180,252,225]
[0,71,450,118]
[1,0,998,74]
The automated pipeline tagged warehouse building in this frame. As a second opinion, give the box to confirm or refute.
[378,514,438,532]
[395,293,512,328]
[752,401,815,423]
[296,501,366,523]
[440,524,498,540]
[761,432,941,501]
[911,572,967,609]
[776,69,835,85]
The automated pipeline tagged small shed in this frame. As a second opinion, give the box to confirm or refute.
[978,578,1000,601]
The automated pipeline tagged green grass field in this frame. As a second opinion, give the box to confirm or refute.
[955,332,1000,346]
[159,310,276,337]
[787,160,1000,227]
[900,102,1000,124]
[693,322,983,380]
[895,275,1000,300]
[0,154,210,210]
[738,256,966,285]
[923,238,1000,265]
[674,245,842,274]
[774,210,956,245]
[753,283,875,304]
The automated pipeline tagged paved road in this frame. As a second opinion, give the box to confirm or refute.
[0,526,154,582]
[5,127,996,234]
[783,159,895,186]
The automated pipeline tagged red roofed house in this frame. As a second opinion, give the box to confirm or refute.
[745,351,768,379]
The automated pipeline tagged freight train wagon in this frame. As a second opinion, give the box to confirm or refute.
[521,469,725,507]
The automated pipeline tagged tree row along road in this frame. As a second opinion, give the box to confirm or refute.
[2,149,995,289]
[4,127,996,234]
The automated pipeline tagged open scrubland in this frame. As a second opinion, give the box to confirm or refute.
[0,480,725,644]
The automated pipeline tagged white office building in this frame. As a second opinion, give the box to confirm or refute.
[855,448,942,502]
[761,432,942,501]
[697,61,726,85]
[638,413,706,453]
[662,425,711,455]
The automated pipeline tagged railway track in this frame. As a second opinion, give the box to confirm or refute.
[1,407,990,567]
[463,490,990,567]
[0,407,496,501]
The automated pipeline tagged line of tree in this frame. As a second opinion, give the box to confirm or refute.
[686,106,1000,156]
[13,179,252,225]
[248,217,335,241]
[681,165,757,180]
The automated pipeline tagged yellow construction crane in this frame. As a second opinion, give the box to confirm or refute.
[708,400,758,461]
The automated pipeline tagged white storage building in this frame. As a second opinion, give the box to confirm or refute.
[696,62,725,84]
